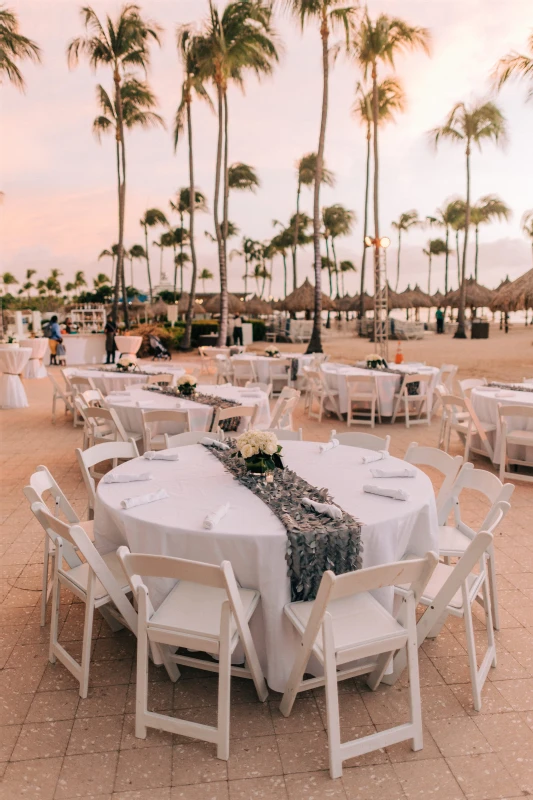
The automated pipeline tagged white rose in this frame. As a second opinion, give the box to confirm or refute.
[240,444,254,459]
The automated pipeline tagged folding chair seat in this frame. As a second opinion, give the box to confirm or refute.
[333,431,390,452]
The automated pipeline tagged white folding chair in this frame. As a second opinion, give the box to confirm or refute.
[69,376,97,425]
[263,428,303,441]
[345,374,381,427]
[215,356,234,385]
[404,442,463,514]
[440,394,496,462]
[333,431,390,452]
[437,462,514,630]
[232,358,257,386]
[388,532,497,712]
[49,373,75,424]
[270,394,299,430]
[81,389,108,408]
[117,548,268,760]
[279,554,438,779]
[198,346,214,375]
[437,363,458,394]
[23,467,95,626]
[211,405,258,433]
[245,380,273,399]
[142,409,191,451]
[144,373,173,386]
[29,502,137,698]
[164,430,225,448]
[458,377,487,398]
[306,368,342,423]
[498,403,533,483]
[269,357,292,395]
[82,406,133,449]
[391,374,432,428]
[76,439,139,519]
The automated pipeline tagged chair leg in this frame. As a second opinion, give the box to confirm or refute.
[323,619,342,779]
[49,568,61,664]
[41,537,52,626]
[79,578,95,699]
[406,618,423,751]
[486,547,500,631]
[463,590,482,712]
[217,602,232,761]
[135,622,149,739]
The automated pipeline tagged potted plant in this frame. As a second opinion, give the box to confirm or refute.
[176,373,197,397]
[236,430,283,475]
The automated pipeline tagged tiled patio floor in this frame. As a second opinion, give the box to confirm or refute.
[1,364,533,799]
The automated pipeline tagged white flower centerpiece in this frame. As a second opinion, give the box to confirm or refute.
[116,355,137,372]
[366,353,388,370]
[236,430,283,475]
[265,346,280,358]
[176,373,197,397]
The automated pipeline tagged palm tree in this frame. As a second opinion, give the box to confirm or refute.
[128,244,145,289]
[170,190,207,298]
[250,263,270,297]
[68,4,162,325]
[423,238,448,296]
[0,5,41,91]
[174,26,213,351]
[98,244,119,285]
[199,268,214,293]
[195,0,279,346]
[153,231,174,284]
[522,210,533,265]
[271,225,293,298]
[470,195,511,281]
[391,210,419,290]
[0,271,18,289]
[493,32,533,102]
[139,209,168,303]
[434,199,465,293]
[352,77,405,318]
[323,204,356,297]
[339,259,356,296]
[94,272,111,289]
[431,101,507,337]
[351,14,430,338]
[228,162,260,192]
[174,252,190,293]
[230,237,260,296]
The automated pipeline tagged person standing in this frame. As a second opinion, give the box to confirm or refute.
[233,314,243,346]
[436,307,444,334]
[48,315,62,366]
[104,315,117,364]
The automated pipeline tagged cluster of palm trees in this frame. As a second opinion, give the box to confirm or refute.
[2,3,533,349]
[0,268,89,301]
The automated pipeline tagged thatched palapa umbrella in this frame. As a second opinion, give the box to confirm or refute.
[348,292,373,313]
[490,275,522,312]
[203,293,245,315]
[176,293,205,316]
[447,278,494,310]
[387,283,412,310]
[335,294,354,312]
[244,295,273,316]
[281,278,336,312]
[432,290,446,308]
[148,299,168,319]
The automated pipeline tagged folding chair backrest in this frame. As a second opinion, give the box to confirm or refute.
[76,440,139,509]
[439,364,458,392]
[70,375,96,394]
[164,429,224,448]
[333,431,391,452]
[440,393,469,423]
[270,395,298,429]
[142,409,190,431]
[269,358,290,374]
[404,443,464,508]
[446,462,514,533]
[345,374,377,394]
[233,359,256,380]
[400,373,432,392]
[84,406,128,441]
[212,405,257,432]
[49,373,71,400]
[459,378,487,397]
[24,476,81,568]
[498,403,533,421]
[82,389,107,407]
[263,428,303,441]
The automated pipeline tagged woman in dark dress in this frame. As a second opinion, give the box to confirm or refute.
[104,316,117,364]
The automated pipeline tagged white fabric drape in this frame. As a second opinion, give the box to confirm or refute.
[21,339,48,379]
[0,347,32,408]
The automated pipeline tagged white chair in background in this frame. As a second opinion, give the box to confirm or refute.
[437,363,458,394]
[232,359,257,386]
[269,357,292,395]
[245,380,272,398]
[142,409,190,451]
[439,394,496,463]
[29,502,137,698]
[263,428,303,441]
[389,532,497,712]
[76,439,139,519]
[306,368,342,423]
[164,430,225,448]
[117,548,268,760]
[279,554,438,779]
[458,377,488,398]
[81,388,108,408]
[82,406,133,449]
[332,431,390,452]
[391,374,433,428]
[498,403,533,483]
[270,394,299,430]
[215,356,234,385]
[49,374,75,424]
[404,442,464,514]
[211,404,258,433]
[23,466,95,625]
[345,374,381,427]
[437,462,514,630]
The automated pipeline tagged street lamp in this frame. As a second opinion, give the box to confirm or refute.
[364,235,390,248]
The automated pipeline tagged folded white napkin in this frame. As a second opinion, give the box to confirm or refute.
[370,467,416,478]
[301,496,342,519]
[143,450,180,461]
[201,437,230,450]
[319,438,339,454]
[102,472,153,484]
[109,390,131,396]
[363,484,409,501]
[361,450,389,464]
[136,401,155,408]
[121,488,169,509]
[203,502,230,530]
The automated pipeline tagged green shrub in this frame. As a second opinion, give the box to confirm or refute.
[245,318,266,341]
[173,320,219,347]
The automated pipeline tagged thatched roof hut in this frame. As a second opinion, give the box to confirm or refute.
[203,293,245,315]
[335,294,354,312]
[490,270,533,312]
[281,278,337,312]
[176,293,205,315]
[432,290,446,308]
[130,297,146,309]
[244,295,273,316]
[387,284,412,310]
[148,299,168,318]
[402,284,433,308]
[446,278,494,309]
[348,292,374,313]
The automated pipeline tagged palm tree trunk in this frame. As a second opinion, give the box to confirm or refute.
[371,64,381,350]
[282,252,287,298]
[172,242,178,302]
[292,182,301,291]
[427,253,432,295]
[115,69,129,330]
[474,224,479,282]
[112,133,121,322]
[331,238,340,297]
[213,84,227,346]
[306,13,328,355]
[455,145,470,339]
[325,237,332,330]
[444,226,449,295]
[143,225,153,304]
[395,229,402,291]
[180,210,185,294]
[182,96,197,352]
[456,230,460,288]
[244,254,248,296]
[359,128,371,325]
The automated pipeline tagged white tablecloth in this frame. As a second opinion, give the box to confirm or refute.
[231,353,313,385]
[471,386,533,465]
[94,441,439,690]
[0,347,32,408]
[64,365,185,395]
[106,384,271,438]
[115,335,143,357]
[20,339,48,378]
[322,363,439,417]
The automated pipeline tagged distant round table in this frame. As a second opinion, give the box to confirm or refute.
[0,347,32,408]
[471,385,533,465]
[115,335,143,360]
[63,365,185,395]
[21,339,48,379]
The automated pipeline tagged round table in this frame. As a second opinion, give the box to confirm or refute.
[20,339,48,379]
[322,363,439,417]
[94,441,439,690]
[231,353,314,386]
[106,384,271,438]
[64,365,185,395]
[0,347,32,408]
[115,335,143,360]
[471,385,533,465]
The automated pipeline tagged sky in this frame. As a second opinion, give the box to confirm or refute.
[1,0,532,300]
